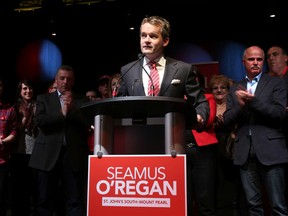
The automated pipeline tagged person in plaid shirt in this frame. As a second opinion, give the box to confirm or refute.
[0,77,17,216]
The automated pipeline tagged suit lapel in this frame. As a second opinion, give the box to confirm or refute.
[127,61,145,96]
[51,91,61,110]
[159,59,178,95]
[135,61,146,96]
[254,73,268,97]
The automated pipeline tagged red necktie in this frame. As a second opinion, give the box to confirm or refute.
[148,61,160,96]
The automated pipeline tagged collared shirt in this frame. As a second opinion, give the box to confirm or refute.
[246,72,262,94]
[57,90,64,108]
[142,56,166,96]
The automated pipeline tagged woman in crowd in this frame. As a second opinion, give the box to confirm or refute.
[10,79,38,216]
[109,73,121,97]
[209,74,246,216]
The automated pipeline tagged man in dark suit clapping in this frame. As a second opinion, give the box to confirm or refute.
[224,46,288,215]
[29,65,90,216]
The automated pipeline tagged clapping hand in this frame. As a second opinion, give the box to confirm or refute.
[61,91,73,116]
[235,85,254,107]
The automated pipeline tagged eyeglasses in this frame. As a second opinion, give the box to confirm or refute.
[212,86,227,91]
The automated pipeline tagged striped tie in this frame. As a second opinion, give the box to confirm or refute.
[148,61,160,96]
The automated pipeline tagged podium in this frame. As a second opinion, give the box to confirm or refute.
[80,96,196,155]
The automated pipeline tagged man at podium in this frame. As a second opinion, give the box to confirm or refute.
[117,15,208,129]
[116,15,210,216]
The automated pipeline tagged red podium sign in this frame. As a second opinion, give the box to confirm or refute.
[87,154,187,216]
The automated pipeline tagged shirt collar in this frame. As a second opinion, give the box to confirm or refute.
[57,90,62,97]
[144,56,166,67]
[245,72,262,82]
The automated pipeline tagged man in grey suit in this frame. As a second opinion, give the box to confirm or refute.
[117,15,211,215]
[224,46,288,215]
[29,65,89,216]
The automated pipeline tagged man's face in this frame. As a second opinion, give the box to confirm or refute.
[55,69,74,93]
[243,47,264,78]
[267,47,288,76]
[140,22,169,59]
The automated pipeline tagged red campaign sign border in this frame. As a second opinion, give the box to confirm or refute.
[87,154,187,216]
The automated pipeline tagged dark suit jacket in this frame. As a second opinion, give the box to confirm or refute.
[29,91,89,172]
[282,70,288,140]
[117,57,209,123]
[223,72,288,166]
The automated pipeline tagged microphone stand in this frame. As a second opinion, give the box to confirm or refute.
[113,53,145,97]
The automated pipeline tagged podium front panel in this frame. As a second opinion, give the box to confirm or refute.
[114,125,165,154]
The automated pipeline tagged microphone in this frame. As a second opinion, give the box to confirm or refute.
[112,53,145,97]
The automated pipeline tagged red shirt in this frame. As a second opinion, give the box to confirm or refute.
[0,102,17,164]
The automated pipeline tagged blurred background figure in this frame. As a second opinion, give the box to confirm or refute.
[266,46,288,145]
[85,90,97,102]
[109,73,121,97]
[266,46,288,211]
[10,79,38,216]
[96,75,111,100]
[47,80,57,93]
[266,46,288,77]
[85,89,97,154]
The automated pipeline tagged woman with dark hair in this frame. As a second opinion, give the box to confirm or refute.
[10,79,38,216]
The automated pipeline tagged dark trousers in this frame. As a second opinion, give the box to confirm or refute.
[34,150,87,216]
[0,163,9,216]
[216,156,243,216]
[10,153,37,216]
[186,144,217,216]
[240,152,288,216]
